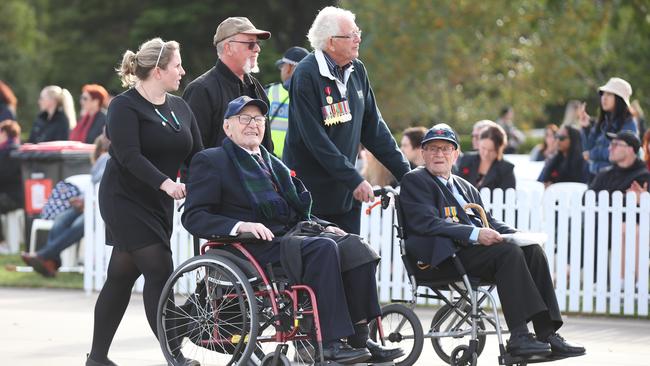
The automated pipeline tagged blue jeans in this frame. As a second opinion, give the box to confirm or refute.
[37,207,84,263]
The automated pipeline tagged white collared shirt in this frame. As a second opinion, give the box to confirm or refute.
[314,49,355,97]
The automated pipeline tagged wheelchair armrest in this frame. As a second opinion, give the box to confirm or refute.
[204,232,261,244]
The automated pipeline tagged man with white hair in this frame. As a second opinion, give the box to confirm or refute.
[183,17,274,151]
[283,6,410,235]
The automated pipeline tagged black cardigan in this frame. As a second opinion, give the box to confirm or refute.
[28,110,69,143]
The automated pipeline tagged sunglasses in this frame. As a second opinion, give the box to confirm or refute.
[555,134,568,141]
[229,40,261,50]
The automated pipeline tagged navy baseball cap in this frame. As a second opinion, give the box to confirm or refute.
[421,123,459,149]
[275,46,309,68]
[224,96,268,119]
[606,130,640,151]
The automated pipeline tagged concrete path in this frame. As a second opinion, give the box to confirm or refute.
[1,287,648,365]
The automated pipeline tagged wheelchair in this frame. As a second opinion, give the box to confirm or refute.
[366,187,571,366]
[156,234,396,366]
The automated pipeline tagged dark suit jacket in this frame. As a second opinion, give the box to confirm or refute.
[181,146,328,240]
[400,167,516,267]
[456,152,516,190]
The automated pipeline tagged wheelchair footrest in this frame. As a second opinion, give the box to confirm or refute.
[500,353,568,365]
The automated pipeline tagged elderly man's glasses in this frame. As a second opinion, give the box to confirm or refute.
[423,145,455,155]
[231,114,266,127]
[332,30,362,40]
[229,40,261,50]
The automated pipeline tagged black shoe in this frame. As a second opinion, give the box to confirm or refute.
[506,333,552,357]
[322,340,372,364]
[86,354,118,366]
[170,353,200,366]
[543,333,585,357]
[366,339,405,362]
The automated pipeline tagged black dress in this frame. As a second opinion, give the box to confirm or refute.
[99,88,203,250]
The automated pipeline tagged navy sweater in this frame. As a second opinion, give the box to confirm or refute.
[283,52,409,215]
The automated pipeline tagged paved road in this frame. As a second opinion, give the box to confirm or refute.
[1,287,648,365]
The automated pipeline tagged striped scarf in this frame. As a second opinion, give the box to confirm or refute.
[223,138,312,221]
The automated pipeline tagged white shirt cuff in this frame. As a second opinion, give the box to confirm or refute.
[230,221,243,236]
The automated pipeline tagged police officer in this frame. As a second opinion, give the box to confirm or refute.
[265,46,308,157]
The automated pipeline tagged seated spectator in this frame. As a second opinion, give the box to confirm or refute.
[70,84,109,144]
[362,148,397,187]
[400,124,585,359]
[28,85,76,143]
[457,124,516,190]
[497,106,526,153]
[642,128,650,171]
[182,96,403,364]
[579,77,637,181]
[0,120,23,248]
[20,134,111,277]
[400,126,427,168]
[538,125,588,187]
[530,124,558,161]
[470,119,499,151]
[589,130,649,199]
[0,81,18,121]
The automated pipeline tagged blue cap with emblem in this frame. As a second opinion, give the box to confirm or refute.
[275,46,309,68]
[224,96,269,119]
[421,123,459,149]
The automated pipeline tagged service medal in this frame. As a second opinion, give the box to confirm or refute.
[326,96,333,104]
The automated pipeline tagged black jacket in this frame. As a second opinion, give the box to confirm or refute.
[283,52,410,215]
[456,152,516,190]
[0,141,23,207]
[589,158,650,194]
[28,110,69,143]
[182,60,273,151]
[538,152,588,184]
[182,145,329,239]
[84,111,107,144]
[400,167,516,267]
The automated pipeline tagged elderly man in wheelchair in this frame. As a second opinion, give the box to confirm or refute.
[177,96,404,365]
[398,124,585,362]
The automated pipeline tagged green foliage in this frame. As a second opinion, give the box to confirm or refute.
[342,0,649,134]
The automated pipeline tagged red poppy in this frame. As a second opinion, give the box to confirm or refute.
[462,167,470,175]
[324,86,331,96]
[290,170,297,177]
[550,170,559,178]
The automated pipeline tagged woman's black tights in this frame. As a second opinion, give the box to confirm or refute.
[88,244,174,362]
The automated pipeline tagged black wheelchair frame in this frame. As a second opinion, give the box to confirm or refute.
[368,187,569,366]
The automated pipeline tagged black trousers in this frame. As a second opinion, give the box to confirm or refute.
[244,236,380,342]
[438,243,562,334]
[319,201,362,235]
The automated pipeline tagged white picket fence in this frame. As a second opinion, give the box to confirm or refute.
[83,183,650,316]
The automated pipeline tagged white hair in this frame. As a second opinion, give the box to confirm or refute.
[307,6,356,50]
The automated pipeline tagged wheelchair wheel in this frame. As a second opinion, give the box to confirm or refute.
[157,254,259,366]
[369,303,424,366]
[449,345,477,366]
[260,353,291,366]
[251,289,319,366]
[430,304,486,364]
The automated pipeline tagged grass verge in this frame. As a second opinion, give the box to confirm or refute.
[0,254,83,289]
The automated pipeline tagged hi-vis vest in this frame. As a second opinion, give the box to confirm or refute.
[266,83,290,157]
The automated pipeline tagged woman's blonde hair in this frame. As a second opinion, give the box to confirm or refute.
[117,37,180,88]
[41,85,77,128]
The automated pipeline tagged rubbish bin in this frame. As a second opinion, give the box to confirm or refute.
[11,141,95,250]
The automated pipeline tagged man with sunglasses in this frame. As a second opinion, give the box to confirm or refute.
[182,96,404,364]
[400,124,585,360]
[589,130,650,198]
[283,6,410,235]
[183,17,274,152]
